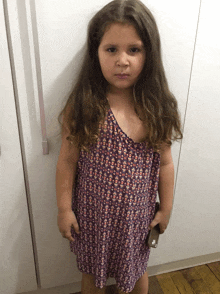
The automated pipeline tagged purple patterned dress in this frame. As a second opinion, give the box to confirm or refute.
[70,108,160,293]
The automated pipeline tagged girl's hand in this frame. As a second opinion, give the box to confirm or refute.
[57,210,80,242]
[149,209,171,234]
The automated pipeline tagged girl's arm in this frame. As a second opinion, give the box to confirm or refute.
[149,143,174,233]
[56,111,80,212]
[56,109,80,241]
[158,143,174,213]
[56,143,79,213]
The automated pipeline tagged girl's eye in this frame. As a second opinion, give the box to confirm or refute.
[130,47,140,53]
[106,47,140,53]
[107,47,116,53]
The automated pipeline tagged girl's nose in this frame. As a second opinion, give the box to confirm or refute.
[116,52,129,66]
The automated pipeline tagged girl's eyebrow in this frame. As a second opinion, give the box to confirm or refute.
[103,43,144,48]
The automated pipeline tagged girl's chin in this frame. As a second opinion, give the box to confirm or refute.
[107,82,135,90]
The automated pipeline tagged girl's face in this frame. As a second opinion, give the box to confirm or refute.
[98,22,146,94]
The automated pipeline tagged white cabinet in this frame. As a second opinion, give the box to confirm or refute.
[168,0,220,257]
[0,1,37,293]
[149,0,220,266]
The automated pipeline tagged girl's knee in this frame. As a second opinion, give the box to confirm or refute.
[81,273,106,294]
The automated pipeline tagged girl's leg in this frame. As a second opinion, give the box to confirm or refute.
[117,271,149,294]
[81,273,106,294]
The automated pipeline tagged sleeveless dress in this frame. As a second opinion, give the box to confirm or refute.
[70,108,161,293]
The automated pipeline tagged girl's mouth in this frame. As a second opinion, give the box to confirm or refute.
[116,74,129,79]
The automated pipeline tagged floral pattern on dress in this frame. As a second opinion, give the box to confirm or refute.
[70,108,160,293]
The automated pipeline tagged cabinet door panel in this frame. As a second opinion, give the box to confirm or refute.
[155,0,220,265]
[0,2,37,293]
[170,0,220,258]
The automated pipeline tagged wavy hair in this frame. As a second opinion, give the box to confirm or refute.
[58,0,183,152]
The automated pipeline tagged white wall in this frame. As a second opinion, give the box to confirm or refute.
[1,0,220,293]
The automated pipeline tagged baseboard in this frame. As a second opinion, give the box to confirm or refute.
[19,252,220,294]
[147,252,220,277]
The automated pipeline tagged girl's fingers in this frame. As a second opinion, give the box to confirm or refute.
[160,222,168,234]
[71,223,80,234]
[148,219,159,230]
[159,225,165,234]
[62,231,75,242]
[74,224,80,234]
[62,224,81,242]
[58,212,80,242]
[68,236,75,242]
[149,210,170,231]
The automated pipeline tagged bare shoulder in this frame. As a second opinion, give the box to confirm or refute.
[159,142,173,166]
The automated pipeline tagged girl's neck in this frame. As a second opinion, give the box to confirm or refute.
[106,87,134,111]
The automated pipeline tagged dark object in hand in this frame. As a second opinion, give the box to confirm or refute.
[146,202,160,248]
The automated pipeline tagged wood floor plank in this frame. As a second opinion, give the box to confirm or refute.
[148,276,164,294]
[196,264,220,294]
[207,261,220,281]
[181,267,212,294]
[170,270,195,293]
[156,272,180,294]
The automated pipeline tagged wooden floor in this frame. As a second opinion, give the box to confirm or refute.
[72,261,220,294]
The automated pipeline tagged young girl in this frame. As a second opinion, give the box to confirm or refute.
[56,0,183,293]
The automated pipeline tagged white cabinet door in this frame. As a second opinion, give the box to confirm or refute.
[149,0,220,266]
[0,1,37,293]
[7,0,201,289]
[168,0,220,260]
[4,0,82,288]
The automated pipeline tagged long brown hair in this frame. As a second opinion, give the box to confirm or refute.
[58,0,183,152]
